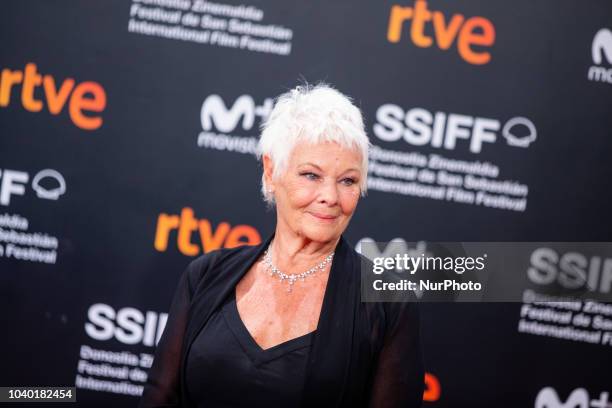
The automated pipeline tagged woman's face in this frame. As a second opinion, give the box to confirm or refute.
[265,140,363,243]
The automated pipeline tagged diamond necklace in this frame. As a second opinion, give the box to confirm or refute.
[261,243,334,292]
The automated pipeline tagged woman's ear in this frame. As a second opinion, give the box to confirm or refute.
[262,154,275,193]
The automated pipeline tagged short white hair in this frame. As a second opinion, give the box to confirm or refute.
[256,82,371,205]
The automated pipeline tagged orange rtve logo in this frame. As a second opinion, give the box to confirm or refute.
[387,0,495,65]
[0,62,106,130]
[154,207,262,256]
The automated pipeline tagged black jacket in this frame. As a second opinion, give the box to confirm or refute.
[139,232,424,407]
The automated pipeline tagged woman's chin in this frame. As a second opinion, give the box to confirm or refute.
[301,225,341,243]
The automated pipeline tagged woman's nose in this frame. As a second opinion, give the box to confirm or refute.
[317,180,339,206]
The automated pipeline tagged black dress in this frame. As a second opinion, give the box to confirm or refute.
[185,291,314,407]
[139,232,424,407]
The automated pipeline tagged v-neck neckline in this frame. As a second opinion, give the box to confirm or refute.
[180,233,357,406]
[223,291,315,366]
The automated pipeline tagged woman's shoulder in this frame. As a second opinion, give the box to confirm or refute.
[181,242,263,296]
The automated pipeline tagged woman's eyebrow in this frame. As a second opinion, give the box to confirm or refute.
[341,168,360,174]
[298,162,323,170]
[298,163,360,174]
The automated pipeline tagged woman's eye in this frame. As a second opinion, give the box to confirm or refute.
[301,172,319,180]
[341,178,356,186]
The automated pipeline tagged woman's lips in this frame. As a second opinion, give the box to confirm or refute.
[309,212,339,221]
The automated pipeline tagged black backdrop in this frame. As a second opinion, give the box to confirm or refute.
[1,0,612,406]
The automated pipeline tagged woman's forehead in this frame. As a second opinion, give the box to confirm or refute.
[290,140,362,162]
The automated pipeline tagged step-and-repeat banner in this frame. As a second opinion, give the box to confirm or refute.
[1,1,611,406]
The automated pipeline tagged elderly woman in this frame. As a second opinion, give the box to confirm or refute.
[139,84,424,407]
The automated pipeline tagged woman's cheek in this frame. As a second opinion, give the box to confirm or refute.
[289,183,316,206]
[343,186,361,201]
[341,187,360,207]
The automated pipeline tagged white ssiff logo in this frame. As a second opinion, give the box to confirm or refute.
[535,387,611,408]
[200,94,273,134]
[588,28,612,84]
[0,168,66,206]
[373,104,537,154]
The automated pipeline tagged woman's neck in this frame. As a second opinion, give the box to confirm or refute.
[270,226,340,274]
